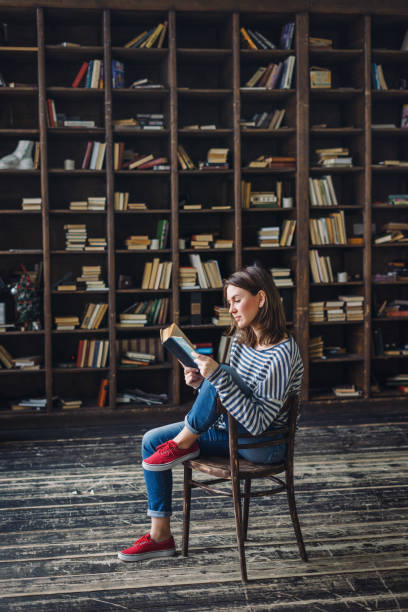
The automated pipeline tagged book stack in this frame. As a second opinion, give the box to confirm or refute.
[182,123,217,130]
[190,233,213,249]
[76,339,109,368]
[388,194,408,206]
[11,397,48,412]
[120,350,156,367]
[280,220,296,246]
[258,226,280,247]
[81,142,106,170]
[309,176,338,207]
[384,299,408,318]
[179,267,199,289]
[85,237,107,251]
[124,21,168,49]
[309,336,324,360]
[189,254,223,288]
[309,37,332,48]
[250,191,278,208]
[69,200,88,211]
[125,235,151,250]
[130,78,165,89]
[212,306,232,326]
[309,301,325,322]
[271,267,293,287]
[128,202,147,211]
[80,303,108,329]
[54,315,80,330]
[218,335,233,364]
[64,224,87,251]
[177,144,195,170]
[309,211,347,245]
[248,155,296,169]
[372,63,388,90]
[309,250,335,283]
[118,312,148,328]
[385,373,408,391]
[332,385,362,398]
[315,147,353,167]
[340,295,364,321]
[87,196,106,211]
[325,300,346,322]
[214,238,233,249]
[141,259,173,289]
[14,355,42,370]
[241,109,286,130]
[61,398,83,410]
[136,113,165,130]
[77,266,107,291]
[199,148,229,170]
[182,203,202,210]
[21,197,41,211]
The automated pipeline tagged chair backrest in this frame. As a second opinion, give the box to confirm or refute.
[218,393,300,475]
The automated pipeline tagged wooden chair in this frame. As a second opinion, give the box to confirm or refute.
[182,392,307,583]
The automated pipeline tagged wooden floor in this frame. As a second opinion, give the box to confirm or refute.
[0,406,407,611]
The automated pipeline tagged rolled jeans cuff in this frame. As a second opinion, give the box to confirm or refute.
[184,413,201,435]
[147,509,172,518]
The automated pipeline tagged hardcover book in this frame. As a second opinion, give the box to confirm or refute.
[160,323,197,368]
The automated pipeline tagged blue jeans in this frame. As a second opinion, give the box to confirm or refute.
[142,366,286,517]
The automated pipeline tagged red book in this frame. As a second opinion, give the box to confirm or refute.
[47,99,55,127]
[72,61,89,88]
[137,156,167,170]
[76,340,84,368]
[98,378,109,407]
[82,141,93,169]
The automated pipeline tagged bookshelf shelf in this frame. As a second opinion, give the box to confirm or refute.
[372,355,408,360]
[1,2,407,417]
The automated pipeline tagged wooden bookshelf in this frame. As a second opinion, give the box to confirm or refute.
[0,0,408,419]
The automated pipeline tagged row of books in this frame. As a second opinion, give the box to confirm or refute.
[76,339,109,368]
[248,155,295,169]
[54,303,108,330]
[309,176,338,207]
[72,59,124,89]
[309,296,364,322]
[241,109,286,130]
[57,266,107,292]
[374,221,408,244]
[177,146,230,171]
[309,211,347,245]
[241,180,288,208]
[69,197,106,211]
[47,99,97,128]
[117,337,165,363]
[0,346,41,370]
[243,57,295,90]
[258,220,296,247]
[141,259,173,289]
[188,254,223,289]
[117,298,170,328]
[113,113,165,131]
[309,250,335,283]
[114,146,169,171]
[240,23,294,50]
[124,22,168,49]
[113,192,147,211]
[81,141,106,170]
[373,328,408,356]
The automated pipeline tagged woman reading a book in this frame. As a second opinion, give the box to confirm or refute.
[118,264,303,562]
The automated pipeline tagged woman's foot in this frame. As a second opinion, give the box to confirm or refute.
[142,440,200,471]
[117,533,176,562]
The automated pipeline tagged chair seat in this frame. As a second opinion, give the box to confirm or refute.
[185,456,286,479]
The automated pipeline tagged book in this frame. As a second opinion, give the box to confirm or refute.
[401,104,408,129]
[160,323,197,368]
[72,61,89,88]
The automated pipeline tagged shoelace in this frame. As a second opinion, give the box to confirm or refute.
[134,534,151,547]
[155,440,178,457]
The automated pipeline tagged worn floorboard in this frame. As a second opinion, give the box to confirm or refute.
[0,411,407,611]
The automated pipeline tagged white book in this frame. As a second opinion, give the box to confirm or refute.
[89,142,100,170]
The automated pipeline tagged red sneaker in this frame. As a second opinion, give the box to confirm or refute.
[118,533,176,562]
[142,440,200,471]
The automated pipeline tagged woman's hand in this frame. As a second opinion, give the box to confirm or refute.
[192,353,219,379]
[183,365,204,389]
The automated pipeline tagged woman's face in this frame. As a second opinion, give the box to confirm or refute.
[226,285,263,329]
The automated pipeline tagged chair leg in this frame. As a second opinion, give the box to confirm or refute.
[242,479,251,541]
[286,471,308,562]
[231,475,248,583]
[182,464,192,556]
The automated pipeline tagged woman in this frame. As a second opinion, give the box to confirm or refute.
[118,264,303,562]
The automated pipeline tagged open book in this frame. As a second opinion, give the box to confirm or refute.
[160,323,197,368]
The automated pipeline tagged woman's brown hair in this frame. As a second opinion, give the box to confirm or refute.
[224,264,287,348]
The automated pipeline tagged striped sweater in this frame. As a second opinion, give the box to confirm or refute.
[207,335,303,436]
